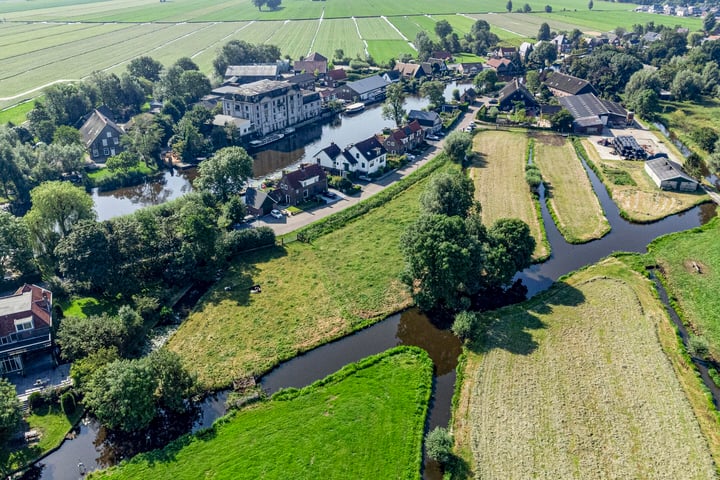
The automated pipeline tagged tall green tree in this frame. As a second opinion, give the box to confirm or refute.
[121,114,162,166]
[147,349,195,414]
[434,20,453,38]
[588,0,593,10]
[443,131,473,163]
[420,171,476,217]
[419,81,445,108]
[0,379,22,450]
[127,56,164,82]
[0,211,35,277]
[25,181,95,256]
[52,125,82,146]
[538,22,551,41]
[381,83,407,127]
[55,220,113,291]
[506,0,513,12]
[704,13,716,33]
[195,147,253,202]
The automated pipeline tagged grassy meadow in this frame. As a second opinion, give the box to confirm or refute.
[649,219,720,359]
[468,130,548,260]
[167,158,457,389]
[659,97,720,156]
[581,138,708,222]
[533,134,610,243]
[453,257,719,479]
[89,347,433,480]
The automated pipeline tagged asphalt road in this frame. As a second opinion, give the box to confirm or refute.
[255,105,480,236]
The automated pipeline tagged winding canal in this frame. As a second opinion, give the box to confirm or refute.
[35,126,716,478]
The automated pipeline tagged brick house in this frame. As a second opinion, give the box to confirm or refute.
[278,163,328,205]
[79,109,125,163]
[382,120,424,155]
[0,284,53,375]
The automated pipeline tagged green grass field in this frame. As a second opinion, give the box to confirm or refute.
[388,15,440,41]
[454,257,717,479]
[659,97,720,156]
[0,101,35,125]
[469,131,549,261]
[533,134,610,243]
[649,219,720,359]
[167,158,457,389]
[534,10,702,33]
[367,40,416,63]
[88,347,432,480]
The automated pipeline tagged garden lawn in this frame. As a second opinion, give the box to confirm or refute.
[534,134,609,243]
[168,158,456,389]
[469,131,548,260]
[0,101,34,125]
[453,257,718,480]
[649,219,720,360]
[581,138,708,222]
[88,347,432,480]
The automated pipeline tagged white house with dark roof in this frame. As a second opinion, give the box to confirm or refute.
[314,136,387,176]
[79,109,125,163]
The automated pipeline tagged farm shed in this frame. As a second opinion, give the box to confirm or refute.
[644,158,699,191]
[558,93,627,134]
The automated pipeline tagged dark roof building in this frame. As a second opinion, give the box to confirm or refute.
[558,93,628,133]
[79,108,125,163]
[394,62,430,79]
[497,78,538,111]
[0,284,53,374]
[543,72,598,97]
[408,110,442,132]
[286,72,316,89]
[244,187,279,216]
[293,52,328,76]
[644,158,699,191]
[224,64,281,83]
[333,75,389,102]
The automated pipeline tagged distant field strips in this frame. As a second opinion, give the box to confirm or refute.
[367,40,415,63]
[313,18,365,60]
[356,17,404,40]
[468,13,587,38]
[388,15,439,42]
[265,20,319,60]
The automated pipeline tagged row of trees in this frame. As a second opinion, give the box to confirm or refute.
[416,20,500,61]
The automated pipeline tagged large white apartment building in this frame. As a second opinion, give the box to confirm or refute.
[213,79,322,136]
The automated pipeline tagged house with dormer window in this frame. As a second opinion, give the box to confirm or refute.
[79,109,125,164]
[314,135,387,176]
[278,163,328,205]
[0,284,53,375]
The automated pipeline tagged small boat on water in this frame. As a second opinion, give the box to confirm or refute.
[345,102,365,114]
[283,127,296,135]
[249,132,285,148]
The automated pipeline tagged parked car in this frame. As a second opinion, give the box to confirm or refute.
[270,209,283,219]
[426,134,440,141]
[325,191,336,198]
[407,154,416,161]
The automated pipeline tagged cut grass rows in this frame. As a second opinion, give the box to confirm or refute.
[89,347,433,480]
[533,135,609,243]
[454,257,717,479]
[469,130,549,261]
[168,158,457,389]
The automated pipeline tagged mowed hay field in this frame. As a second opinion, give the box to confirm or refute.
[469,131,548,260]
[581,138,708,222]
[168,159,456,389]
[90,348,433,480]
[454,257,718,480]
[650,219,720,358]
[534,134,610,243]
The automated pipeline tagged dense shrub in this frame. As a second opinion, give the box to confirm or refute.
[60,391,76,416]
[690,127,718,153]
[93,170,155,192]
[688,334,710,360]
[425,426,454,465]
[219,227,275,257]
[451,311,480,341]
[525,164,542,192]
[28,391,44,412]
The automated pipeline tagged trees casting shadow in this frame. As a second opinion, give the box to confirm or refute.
[468,283,585,356]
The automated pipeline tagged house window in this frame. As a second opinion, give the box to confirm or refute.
[355,153,359,159]
[14,318,33,332]
[106,132,112,138]
[362,163,365,168]
[102,139,108,147]
[103,148,109,156]
[92,149,99,157]
[113,137,119,145]
[304,189,309,198]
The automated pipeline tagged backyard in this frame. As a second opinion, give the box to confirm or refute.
[453,257,719,479]
[88,347,433,480]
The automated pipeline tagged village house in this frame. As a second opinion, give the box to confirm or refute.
[486,57,519,76]
[457,63,483,76]
[286,72,316,90]
[431,50,453,61]
[394,62,430,79]
[325,68,347,88]
[407,110,442,133]
[79,108,125,163]
[543,72,598,98]
[519,42,533,61]
[277,163,328,205]
[382,70,402,83]
[0,284,53,375]
[332,75,390,103]
[293,52,328,76]
[645,157,699,191]
[497,78,538,111]
[459,87,478,104]
[493,46,517,58]
[552,34,572,54]
[214,79,322,136]
[212,114,254,138]
[244,187,280,216]
[314,136,387,176]
[224,64,283,84]
[382,120,424,155]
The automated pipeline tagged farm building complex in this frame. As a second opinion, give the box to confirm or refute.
[644,158,699,191]
[558,94,628,134]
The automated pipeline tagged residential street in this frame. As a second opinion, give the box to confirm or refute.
[255,105,479,236]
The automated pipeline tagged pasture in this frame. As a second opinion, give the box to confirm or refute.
[454,257,718,480]
[650,219,720,360]
[580,138,708,222]
[89,347,433,480]
[533,134,610,243]
[167,158,456,389]
[469,130,549,260]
